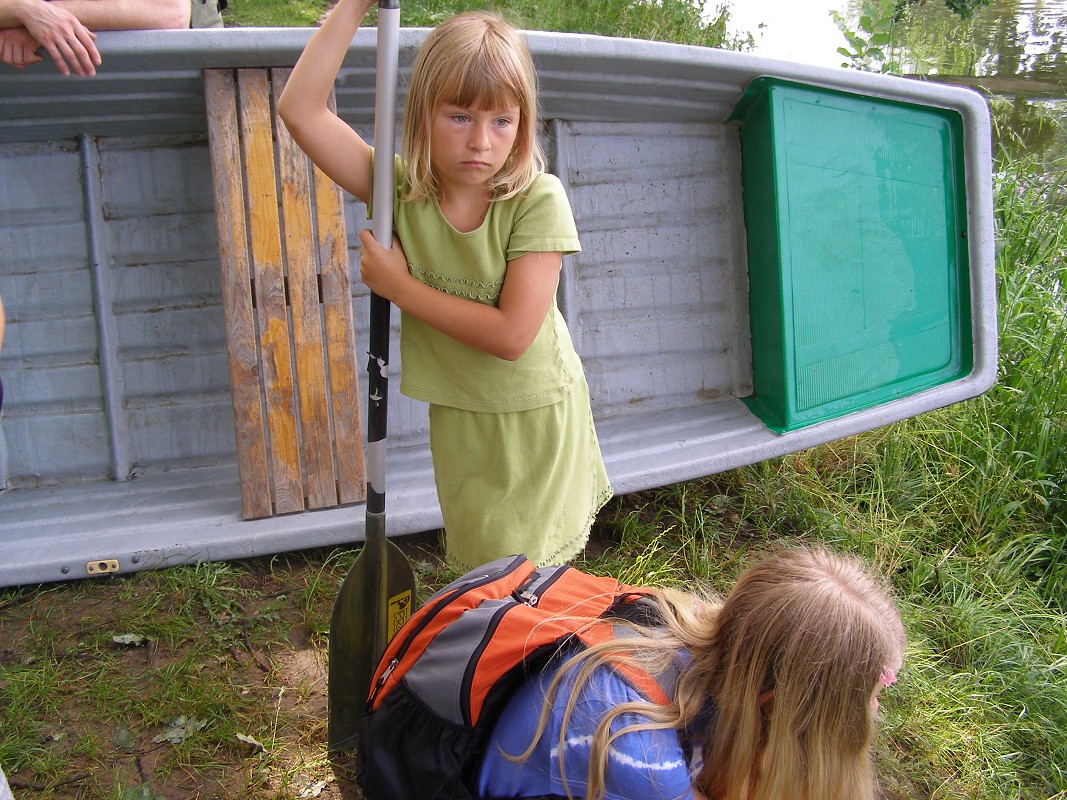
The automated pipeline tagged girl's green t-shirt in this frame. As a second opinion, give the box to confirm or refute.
[385,160,584,413]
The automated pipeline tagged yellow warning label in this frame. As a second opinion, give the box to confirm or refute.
[387,590,413,639]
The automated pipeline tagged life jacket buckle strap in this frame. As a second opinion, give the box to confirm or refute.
[512,589,539,607]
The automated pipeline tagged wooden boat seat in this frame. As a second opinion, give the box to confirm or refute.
[204,68,365,520]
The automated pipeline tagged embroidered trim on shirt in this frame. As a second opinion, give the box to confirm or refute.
[410,262,502,303]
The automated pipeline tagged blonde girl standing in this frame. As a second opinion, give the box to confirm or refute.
[279,2,612,568]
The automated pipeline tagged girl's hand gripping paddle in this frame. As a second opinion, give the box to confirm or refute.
[328,0,415,754]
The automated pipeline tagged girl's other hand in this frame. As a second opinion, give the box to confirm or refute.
[358,229,411,302]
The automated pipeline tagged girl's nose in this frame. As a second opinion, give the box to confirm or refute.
[469,122,491,150]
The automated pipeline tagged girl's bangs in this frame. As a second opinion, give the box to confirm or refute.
[442,49,524,111]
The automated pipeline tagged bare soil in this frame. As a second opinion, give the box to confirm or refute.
[0,531,453,800]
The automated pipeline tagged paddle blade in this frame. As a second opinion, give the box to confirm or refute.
[327,538,415,752]
[382,543,416,639]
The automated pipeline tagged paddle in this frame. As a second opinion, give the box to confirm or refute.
[328,0,415,754]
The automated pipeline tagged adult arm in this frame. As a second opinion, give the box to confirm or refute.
[0,0,189,76]
[0,0,188,29]
[358,231,563,361]
[0,0,97,76]
[47,0,190,30]
[277,0,375,204]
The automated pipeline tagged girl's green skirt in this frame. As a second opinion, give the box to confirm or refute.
[429,377,613,569]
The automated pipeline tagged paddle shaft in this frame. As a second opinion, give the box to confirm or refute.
[327,0,412,753]
[366,0,399,520]
[364,0,400,682]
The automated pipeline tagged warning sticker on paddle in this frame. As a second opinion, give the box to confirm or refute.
[387,590,413,639]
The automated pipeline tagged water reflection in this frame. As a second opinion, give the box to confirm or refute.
[972,0,1066,78]
[879,0,1067,157]
[893,0,1066,81]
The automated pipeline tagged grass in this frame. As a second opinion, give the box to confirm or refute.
[218,0,332,27]
[3,0,1067,798]
[221,0,750,49]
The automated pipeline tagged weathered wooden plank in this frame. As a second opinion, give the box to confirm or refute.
[270,69,338,510]
[206,68,365,518]
[309,76,367,505]
[204,69,272,520]
[236,68,304,515]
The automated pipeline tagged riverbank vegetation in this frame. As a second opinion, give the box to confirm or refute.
[222,0,740,47]
[1,1,1065,798]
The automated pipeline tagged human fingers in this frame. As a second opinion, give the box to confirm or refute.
[0,33,16,67]
[41,40,76,77]
[19,42,44,67]
[0,29,43,68]
[358,230,408,298]
[46,32,98,77]
[0,43,15,68]
[68,30,100,77]
[360,230,407,270]
[357,230,391,284]
[76,27,101,71]
[358,227,382,260]
[24,5,99,77]
[357,228,381,287]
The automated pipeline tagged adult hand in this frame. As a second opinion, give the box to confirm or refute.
[19,1,99,77]
[0,26,41,68]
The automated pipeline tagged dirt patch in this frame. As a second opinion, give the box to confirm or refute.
[0,536,453,800]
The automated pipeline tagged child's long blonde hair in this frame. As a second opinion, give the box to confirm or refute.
[401,11,544,202]
[523,547,905,800]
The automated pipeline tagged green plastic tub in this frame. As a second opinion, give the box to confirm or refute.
[729,77,973,433]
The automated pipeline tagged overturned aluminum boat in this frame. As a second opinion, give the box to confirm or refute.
[0,27,996,586]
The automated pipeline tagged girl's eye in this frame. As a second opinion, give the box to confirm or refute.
[493,118,512,127]
[451,114,471,123]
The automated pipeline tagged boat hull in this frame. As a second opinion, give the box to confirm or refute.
[0,29,997,586]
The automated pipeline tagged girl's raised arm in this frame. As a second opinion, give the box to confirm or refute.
[277,0,376,203]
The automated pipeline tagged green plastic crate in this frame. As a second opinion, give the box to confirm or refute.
[728,77,973,433]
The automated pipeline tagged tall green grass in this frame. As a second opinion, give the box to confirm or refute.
[223,0,748,50]
[979,151,1067,604]
[399,0,737,48]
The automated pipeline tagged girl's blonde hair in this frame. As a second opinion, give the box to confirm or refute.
[401,11,544,201]
[521,547,905,800]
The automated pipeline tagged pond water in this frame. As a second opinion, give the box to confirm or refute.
[725,0,1067,156]
[726,0,1066,80]
[899,0,1066,83]
[970,0,1066,80]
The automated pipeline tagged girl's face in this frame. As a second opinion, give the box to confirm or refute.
[429,100,521,195]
